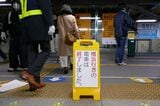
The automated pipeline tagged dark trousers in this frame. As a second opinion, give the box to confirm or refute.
[28,41,50,77]
[0,49,7,60]
[9,36,28,68]
[115,37,127,63]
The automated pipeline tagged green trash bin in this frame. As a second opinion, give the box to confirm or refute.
[127,39,136,57]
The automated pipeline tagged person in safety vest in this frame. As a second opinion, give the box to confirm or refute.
[18,0,55,91]
[1,0,28,72]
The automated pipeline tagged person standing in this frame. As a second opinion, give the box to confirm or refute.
[1,0,28,72]
[0,30,7,62]
[57,4,79,74]
[18,0,55,91]
[114,3,137,65]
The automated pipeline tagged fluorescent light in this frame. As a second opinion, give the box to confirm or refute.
[89,28,104,31]
[136,19,157,23]
[0,0,6,2]
[79,28,88,31]
[79,28,104,31]
[97,20,102,23]
[0,3,11,6]
[80,16,100,20]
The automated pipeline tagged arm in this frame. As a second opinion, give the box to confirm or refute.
[38,0,55,35]
[124,14,137,31]
[38,0,53,26]
[0,12,10,41]
[2,12,10,33]
[72,16,80,39]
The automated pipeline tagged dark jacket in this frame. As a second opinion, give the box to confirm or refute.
[114,10,136,38]
[2,10,21,37]
[19,0,53,41]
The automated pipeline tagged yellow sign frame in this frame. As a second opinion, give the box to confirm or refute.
[72,40,101,100]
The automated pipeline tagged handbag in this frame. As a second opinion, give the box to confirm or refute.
[62,16,77,45]
[65,30,77,45]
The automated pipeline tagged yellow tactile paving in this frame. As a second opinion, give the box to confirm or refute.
[1,83,160,100]
[41,63,60,77]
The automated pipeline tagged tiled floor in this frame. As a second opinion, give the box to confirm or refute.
[0,48,160,106]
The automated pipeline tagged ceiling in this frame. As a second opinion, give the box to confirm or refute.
[51,0,160,20]
[0,0,160,22]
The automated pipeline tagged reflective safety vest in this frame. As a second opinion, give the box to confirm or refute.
[19,0,42,19]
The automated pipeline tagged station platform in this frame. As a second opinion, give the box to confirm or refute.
[0,48,160,106]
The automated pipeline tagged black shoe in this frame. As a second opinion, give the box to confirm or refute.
[115,57,119,64]
[63,67,69,74]
[8,68,16,72]
[70,64,73,70]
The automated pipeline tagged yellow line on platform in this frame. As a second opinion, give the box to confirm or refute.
[43,63,160,68]
[130,59,160,62]
[101,64,160,67]
[41,63,160,77]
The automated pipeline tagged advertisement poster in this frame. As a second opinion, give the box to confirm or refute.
[75,13,91,39]
[102,13,116,44]
[137,23,158,39]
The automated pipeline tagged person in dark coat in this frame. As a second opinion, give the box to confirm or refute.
[114,3,137,65]
[0,29,7,62]
[1,0,28,72]
[19,0,55,91]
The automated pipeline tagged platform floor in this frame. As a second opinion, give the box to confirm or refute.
[0,48,160,106]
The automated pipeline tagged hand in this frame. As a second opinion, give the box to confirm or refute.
[115,36,121,47]
[48,25,55,35]
[135,31,138,35]
[1,32,6,41]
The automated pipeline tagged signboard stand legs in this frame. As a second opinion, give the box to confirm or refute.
[73,88,100,100]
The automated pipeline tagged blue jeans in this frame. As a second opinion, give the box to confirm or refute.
[115,37,127,63]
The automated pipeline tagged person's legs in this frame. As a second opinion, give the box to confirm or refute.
[20,22,45,90]
[60,56,69,74]
[23,41,50,90]
[8,38,19,72]
[115,37,127,64]
[28,41,50,77]
[60,56,68,67]
[69,56,73,70]
[0,49,7,61]
[18,40,28,70]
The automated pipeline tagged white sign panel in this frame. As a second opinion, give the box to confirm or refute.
[75,50,98,87]
[102,38,117,45]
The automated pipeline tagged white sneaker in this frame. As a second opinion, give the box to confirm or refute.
[118,62,127,66]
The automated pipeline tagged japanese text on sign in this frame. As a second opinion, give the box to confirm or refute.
[75,50,98,87]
